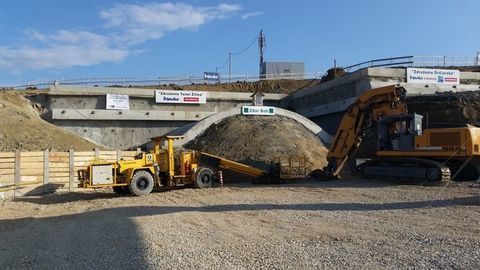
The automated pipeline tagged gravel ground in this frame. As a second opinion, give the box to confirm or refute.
[0,179,479,269]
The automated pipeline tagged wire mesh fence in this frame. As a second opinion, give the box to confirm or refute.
[344,55,479,72]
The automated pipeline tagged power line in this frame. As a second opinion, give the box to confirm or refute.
[216,56,229,71]
[231,32,261,55]
[216,31,262,72]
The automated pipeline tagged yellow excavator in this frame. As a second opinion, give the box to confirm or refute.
[78,136,279,196]
[324,84,480,182]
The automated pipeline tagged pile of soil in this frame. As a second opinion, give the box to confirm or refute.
[132,79,321,94]
[0,91,98,151]
[320,68,346,83]
[185,115,328,173]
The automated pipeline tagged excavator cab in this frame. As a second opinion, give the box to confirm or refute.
[378,114,423,151]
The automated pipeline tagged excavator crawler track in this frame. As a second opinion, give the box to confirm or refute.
[444,159,480,181]
[358,157,451,183]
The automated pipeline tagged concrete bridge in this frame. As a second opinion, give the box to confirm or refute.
[35,86,287,149]
[33,67,480,149]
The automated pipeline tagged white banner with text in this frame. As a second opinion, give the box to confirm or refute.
[155,90,207,104]
[407,68,459,85]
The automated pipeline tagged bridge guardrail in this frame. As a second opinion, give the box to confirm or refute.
[2,55,478,89]
[1,72,327,90]
[344,55,479,72]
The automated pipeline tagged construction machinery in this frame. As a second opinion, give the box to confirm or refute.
[78,136,279,196]
[324,84,480,182]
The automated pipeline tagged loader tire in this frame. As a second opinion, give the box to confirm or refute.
[129,171,154,196]
[195,167,214,188]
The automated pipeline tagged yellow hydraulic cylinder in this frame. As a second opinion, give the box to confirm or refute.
[167,137,175,177]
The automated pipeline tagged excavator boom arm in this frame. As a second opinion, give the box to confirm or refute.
[324,85,407,177]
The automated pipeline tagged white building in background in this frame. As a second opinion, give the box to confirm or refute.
[260,61,305,79]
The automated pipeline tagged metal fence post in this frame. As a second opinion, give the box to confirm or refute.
[69,150,74,192]
[14,151,20,198]
[43,149,49,194]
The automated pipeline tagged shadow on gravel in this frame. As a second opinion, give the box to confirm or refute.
[0,206,149,269]
[268,178,397,188]
[14,192,120,204]
[13,180,397,205]
[14,178,477,206]
[1,194,478,268]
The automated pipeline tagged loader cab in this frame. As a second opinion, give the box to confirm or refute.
[151,135,184,177]
[378,114,423,151]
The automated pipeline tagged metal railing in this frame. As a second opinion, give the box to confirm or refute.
[2,55,478,89]
[344,55,480,72]
[412,55,479,67]
[1,72,327,90]
[344,56,415,72]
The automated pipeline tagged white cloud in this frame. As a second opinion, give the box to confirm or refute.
[23,29,47,41]
[217,3,242,13]
[0,29,128,71]
[241,11,263,20]
[0,2,242,72]
[100,2,241,45]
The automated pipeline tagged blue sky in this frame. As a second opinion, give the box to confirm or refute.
[0,0,479,85]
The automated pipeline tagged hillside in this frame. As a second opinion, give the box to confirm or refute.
[0,91,98,151]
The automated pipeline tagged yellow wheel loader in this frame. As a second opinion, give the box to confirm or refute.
[78,136,279,196]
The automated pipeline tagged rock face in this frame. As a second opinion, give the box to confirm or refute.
[0,91,98,151]
[185,115,328,172]
[406,91,480,127]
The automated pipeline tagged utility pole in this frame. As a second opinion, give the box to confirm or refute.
[258,30,265,65]
[333,59,337,77]
[258,30,265,78]
[228,52,232,82]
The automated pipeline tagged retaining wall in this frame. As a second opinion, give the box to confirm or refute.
[40,86,287,149]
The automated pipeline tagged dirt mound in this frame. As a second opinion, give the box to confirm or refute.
[320,68,346,83]
[185,115,328,173]
[0,91,98,151]
[132,79,321,94]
